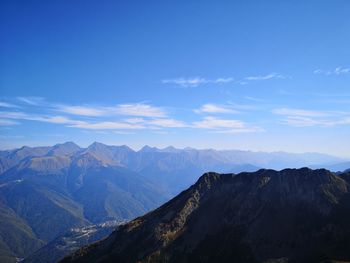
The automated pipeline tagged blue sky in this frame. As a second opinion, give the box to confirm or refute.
[1,1,350,157]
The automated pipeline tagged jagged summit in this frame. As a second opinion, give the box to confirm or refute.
[139,145,159,153]
[63,168,350,263]
[48,142,81,156]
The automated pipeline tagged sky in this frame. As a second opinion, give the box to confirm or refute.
[0,0,350,157]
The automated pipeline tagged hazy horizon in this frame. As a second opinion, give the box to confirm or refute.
[2,140,350,159]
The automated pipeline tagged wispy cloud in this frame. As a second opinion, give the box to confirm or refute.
[56,105,107,117]
[56,103,167,118]
[194,103,239,114]
[148,118,187,128]
[17,96,45,106]
[162,77,234,88]
[245,73,287,81]
[0,109,185,130]
[115,103,167,117]
[0,102,20,108]
[0,119,19,126]
[272,108,329,118]
[69,121,145,130]
[192,116,263,133]
[244,96,265,102]
[213,127,265,134]
[0,98,264,134]
[193,116,244,129]
[273,107,350,127]
[162,72,289,88]
[0,111,84,126]
[313,67,350,76]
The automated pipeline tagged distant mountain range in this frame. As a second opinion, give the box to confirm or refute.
[0,142,349,262]
[62,168,350,263]
[1,141,348,193]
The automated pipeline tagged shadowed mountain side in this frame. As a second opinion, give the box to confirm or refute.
[62,168,350,263]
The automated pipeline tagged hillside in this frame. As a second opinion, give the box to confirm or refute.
[0,143,168,262]
[23,221,124,263]
[63,168,350,263]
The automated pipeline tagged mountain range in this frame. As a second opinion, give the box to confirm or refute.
[0,142,349,262]
[62,168,350,263]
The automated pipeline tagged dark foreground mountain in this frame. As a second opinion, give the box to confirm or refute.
[63,168,350,263]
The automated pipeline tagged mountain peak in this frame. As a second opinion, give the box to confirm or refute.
[87,142,108,150]
[139,145,159,153]
[48,142,81,156]
[160,146,180,153]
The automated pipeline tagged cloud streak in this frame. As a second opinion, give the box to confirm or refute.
[193,116,263,133]
[194,103,239,114]
[56,103,167,118]
[162,77,234,87]
[0,119,19,126]
[17,97,46,106]
[273,107,350,127]
[0,102,20,108]
[313,67,350,76]
[245,73,287,81]
[0,98,264,135]
[162,72,289,88]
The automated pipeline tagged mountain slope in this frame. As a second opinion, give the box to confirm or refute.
[0,144,169,262]
[0,202,44,263]
[23,221,124,263]
[63,168,350,263]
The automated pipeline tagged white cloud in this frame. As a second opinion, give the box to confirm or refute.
[69,121,145,130]
[0,111,84,126]
[194,103,239,114]
[245,73,287,81]
[148,118,187,128]
[55,103,167,118]
[1,98,266,134]
[162,77,234,87]
[0,111,27,119]
[113,131,136,135]
[0,119,19,126]
[0,102,20,108]
[193,116,245,129]
[244,96,265,102]
[39,116,84,125]
[272,108,328,117]
[115,103,167,117]
[283,116,327,127]
[193,116,263,133]
[273,107,350,127]
[17,97,45,106]
[314,67,350,76]
[56,105,107,117]
[124,118,145,124]
[213,127,265,133]
[0,110,186,130]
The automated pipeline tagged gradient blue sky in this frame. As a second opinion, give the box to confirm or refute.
[1,1,350,157]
